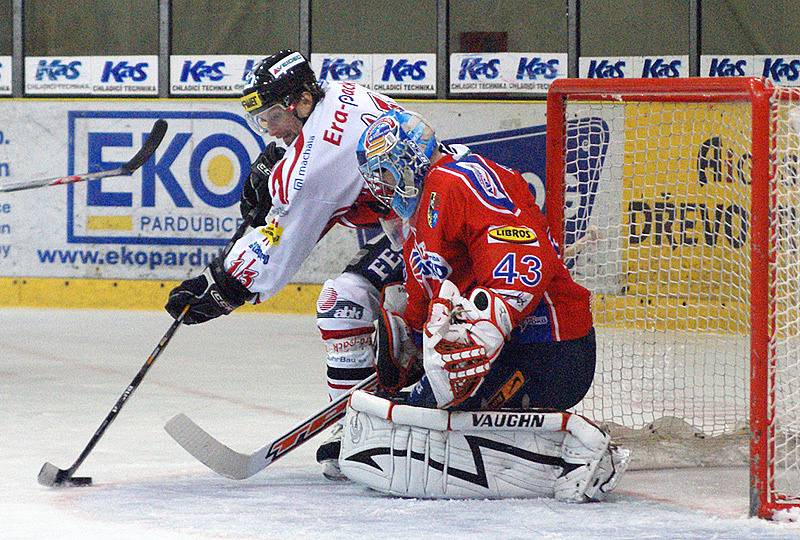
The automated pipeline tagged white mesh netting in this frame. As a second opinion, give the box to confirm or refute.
[770,88,800,504]
[555,89,800,493]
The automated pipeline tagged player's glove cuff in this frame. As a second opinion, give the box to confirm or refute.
[165,258,255,324]
[240,142,286,225]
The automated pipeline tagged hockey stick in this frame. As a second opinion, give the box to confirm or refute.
[164,226,602,480]
[38,211,255,487]
[164,373,378,480]
[2,119,168,193]
[37,304,190,487]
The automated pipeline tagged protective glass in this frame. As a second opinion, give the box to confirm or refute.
[246,103,290,134]
[380,216,411,250]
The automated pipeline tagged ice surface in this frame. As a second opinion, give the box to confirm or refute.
[2,308,800,539]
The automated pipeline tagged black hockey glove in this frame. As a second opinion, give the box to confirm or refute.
[240,142,286,226]
[375,307,424,393]
[165,258,255,324]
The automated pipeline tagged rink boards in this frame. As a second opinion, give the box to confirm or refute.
[0,98,547,310]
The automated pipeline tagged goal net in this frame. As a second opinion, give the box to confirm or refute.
[545,77,800,519]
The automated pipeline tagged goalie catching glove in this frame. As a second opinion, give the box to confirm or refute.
[165,257,255,324]
[240,142,285,226]
[423,280,514,408]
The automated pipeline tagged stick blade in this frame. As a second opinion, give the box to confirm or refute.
[164,413,252,480]
[37,462,62,486]
[38,462,92,487]
[123,119,168,173]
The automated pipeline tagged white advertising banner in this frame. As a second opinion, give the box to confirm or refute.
[0,99,546,282]
[169,55,261,95]
[700,55,753,78]
[0,56,11,95]
[25,56,158,95]
[579,56,633,79]
[701,54,800,86]
[371,54,436,95]
[754,55,800,86]
[579,56,689,79]
[25,56,93,94]
[449,52,567,94]
[310,53,436,95]
[311,53,374,88]
[90,56,159,95]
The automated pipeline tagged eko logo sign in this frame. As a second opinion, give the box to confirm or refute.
[66,111,265,246]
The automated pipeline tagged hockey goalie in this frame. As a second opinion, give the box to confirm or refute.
[337,109,629,500]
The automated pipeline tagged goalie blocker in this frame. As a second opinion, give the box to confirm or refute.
[339,391,630,500]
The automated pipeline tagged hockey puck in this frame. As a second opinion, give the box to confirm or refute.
[67,477,93,486]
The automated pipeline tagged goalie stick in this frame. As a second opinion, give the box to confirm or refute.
[164,374,378,480]
[1,119,168,192]
[38,209,256,488]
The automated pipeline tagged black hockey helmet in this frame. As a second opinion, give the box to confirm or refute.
[241,50,322,116]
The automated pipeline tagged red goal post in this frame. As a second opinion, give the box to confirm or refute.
[545,77,800,519]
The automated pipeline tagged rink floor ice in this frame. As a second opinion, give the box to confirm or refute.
[2,308,800,539]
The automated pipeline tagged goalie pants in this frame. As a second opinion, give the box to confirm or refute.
[409,328,597,410]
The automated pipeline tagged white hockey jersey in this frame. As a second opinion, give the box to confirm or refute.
[224,80,400,302]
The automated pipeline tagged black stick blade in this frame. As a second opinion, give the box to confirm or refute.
[122,119,168,174]
[38,462,92,487]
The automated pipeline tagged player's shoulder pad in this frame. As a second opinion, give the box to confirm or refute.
[433,154,519,216]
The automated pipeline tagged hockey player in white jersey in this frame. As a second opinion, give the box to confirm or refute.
[164,50,404,479]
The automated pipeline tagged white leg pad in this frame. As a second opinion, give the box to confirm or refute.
[340,392,630,500]
[340,408,563,498]
[554,415,630,502]
[339,392,628,499]
[317,273,381,401]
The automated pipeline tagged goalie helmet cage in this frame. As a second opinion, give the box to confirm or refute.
[545,77,800,520]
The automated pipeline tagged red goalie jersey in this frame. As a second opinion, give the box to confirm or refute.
[402,152,593,344]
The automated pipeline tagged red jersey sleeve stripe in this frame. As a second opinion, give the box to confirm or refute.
[280,133,306,203]
[271,159,287,205]
[543,291,561,341]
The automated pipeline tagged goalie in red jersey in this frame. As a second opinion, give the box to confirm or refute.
[337,110,628,501]
[356,109,596,411]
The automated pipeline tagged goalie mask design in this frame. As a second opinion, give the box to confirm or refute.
[356,110,438,219]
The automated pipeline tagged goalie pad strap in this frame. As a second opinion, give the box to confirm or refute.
[349,389,569,432]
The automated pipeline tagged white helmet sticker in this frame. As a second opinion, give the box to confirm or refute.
[269,52,305,78]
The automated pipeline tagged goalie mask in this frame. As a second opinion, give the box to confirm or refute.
[356,110,438,220]
[241,50,322,134]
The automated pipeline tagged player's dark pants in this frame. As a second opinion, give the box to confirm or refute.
[408,328,597,411]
